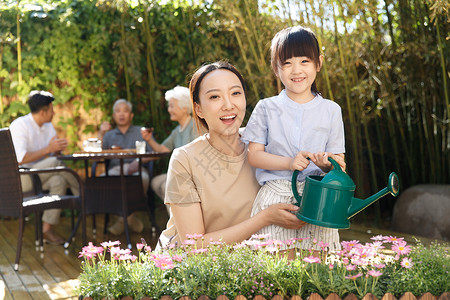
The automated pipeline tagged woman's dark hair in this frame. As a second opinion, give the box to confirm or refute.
[270,26,322,95]
[27,90,55,113]
[189,60,246,131]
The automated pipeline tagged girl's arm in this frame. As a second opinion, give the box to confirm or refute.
[247,142,312,171]
[171,201,305,246]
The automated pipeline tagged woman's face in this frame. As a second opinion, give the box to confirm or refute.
[194,69,246,138]
[167,98,188,123]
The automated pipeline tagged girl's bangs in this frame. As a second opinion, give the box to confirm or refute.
[278,30,319,64]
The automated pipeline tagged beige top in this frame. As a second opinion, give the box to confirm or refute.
[157,135,260,248]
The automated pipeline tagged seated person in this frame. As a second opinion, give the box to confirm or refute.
[141,86,198,204]
[9,90,80,245]
[98,99,152,235]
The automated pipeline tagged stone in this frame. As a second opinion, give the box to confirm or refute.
[391,184,450,241]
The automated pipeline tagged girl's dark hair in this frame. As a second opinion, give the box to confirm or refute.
[189,60,246,131]
[270,26,322,95]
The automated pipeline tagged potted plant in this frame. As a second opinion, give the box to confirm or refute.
[77,235,450,299]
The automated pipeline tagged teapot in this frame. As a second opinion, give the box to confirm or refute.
[291,157,399,229]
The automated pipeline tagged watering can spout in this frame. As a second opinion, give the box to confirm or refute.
[348,172,400,218]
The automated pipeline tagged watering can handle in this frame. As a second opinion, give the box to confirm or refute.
[291,156,341,205]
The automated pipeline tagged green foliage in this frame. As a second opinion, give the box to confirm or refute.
[385,240,450,297]
[77,235,450,299]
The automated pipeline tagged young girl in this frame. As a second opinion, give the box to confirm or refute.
[242,26,346,252]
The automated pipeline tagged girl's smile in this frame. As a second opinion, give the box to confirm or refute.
[277,55,323,103]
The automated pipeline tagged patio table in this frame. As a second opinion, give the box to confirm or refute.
[58,149,170,249]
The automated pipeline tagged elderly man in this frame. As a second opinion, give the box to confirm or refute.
[9,90,79,245]
[98,99,152,235]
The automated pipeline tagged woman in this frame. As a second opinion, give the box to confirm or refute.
[157,61,304,249]
[142,86,198,201]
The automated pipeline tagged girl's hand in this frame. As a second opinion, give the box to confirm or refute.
[310,152,346,172]
[290,151,312,171]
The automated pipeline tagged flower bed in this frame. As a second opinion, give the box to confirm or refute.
[77,235,450,300]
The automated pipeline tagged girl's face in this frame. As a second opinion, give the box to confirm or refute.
[167,98,188,123]
[276,55,323,103]
[194,69,246,138]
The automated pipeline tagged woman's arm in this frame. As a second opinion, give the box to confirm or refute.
[171,201,305,246]
[247,142,312,171]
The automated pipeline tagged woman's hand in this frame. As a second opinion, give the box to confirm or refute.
[140,127,154,143]
[260,203,306,229]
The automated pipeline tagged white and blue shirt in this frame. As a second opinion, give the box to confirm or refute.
[242,90,345,185]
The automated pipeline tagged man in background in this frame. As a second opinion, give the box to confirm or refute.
[9,90,79,245]
[98,98,152,235]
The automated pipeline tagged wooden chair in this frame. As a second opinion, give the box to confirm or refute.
[0,128,86,271]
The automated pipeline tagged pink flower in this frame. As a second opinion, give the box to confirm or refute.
[155,258,174,270]
[82,242,104,254]
[374,263,386,269]
[341,240,360,251]
[384,236,405,244]
[367,270,383,277]
[172,255,183,262]
[136,243,145,250]
[318,241,329,250]
[110,247,121,256]
[119,254,137,261]
[78,252,94,259]
[329,264,334,270]
[370,235,385,241]
[401,257,413,269]
[183,239,196,245]
[192,233,203,239]
[303,256,321,264]
[392,241,411,255]
[79,242,104,259]
[151,253,174,269]
[369,241,385,250]
[283,239,294,246]
[346,264,356,271]
[192,248,208,254]
[251,233,271,240]
[345,273,363,280]
[100,240,121,248]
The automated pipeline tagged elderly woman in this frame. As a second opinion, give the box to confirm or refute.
[142,85,198,201]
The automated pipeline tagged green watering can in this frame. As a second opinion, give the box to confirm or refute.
[291,157,400,229]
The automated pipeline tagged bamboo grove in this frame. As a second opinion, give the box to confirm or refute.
[0,0,448,223]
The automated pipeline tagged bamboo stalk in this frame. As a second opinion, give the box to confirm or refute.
[139,0,161,130]
[435,18,450,123]
[16,0,22,101]
[0,43,3,116]
[333,7,362,194]
[119,1,131,102]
